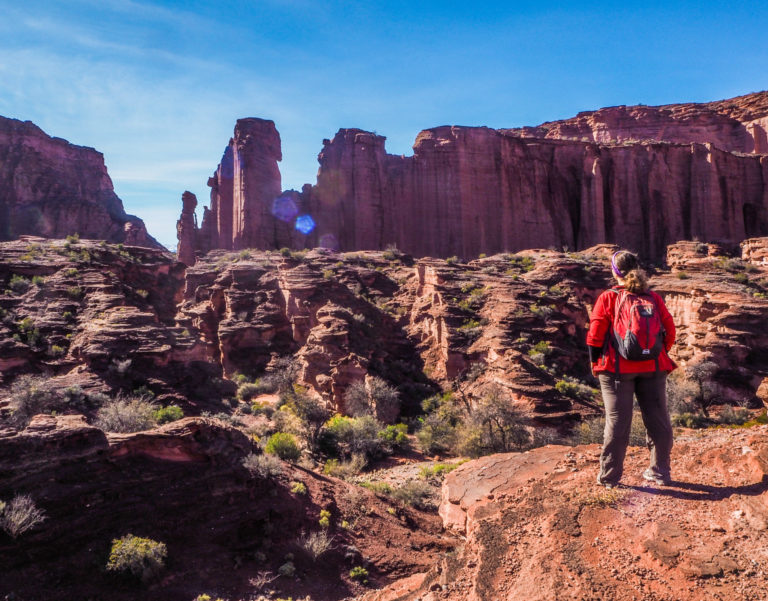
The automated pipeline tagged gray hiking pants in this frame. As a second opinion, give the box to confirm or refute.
[597,371,673,485]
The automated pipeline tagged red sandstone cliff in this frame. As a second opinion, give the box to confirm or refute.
[303,126,768,261]
[179,93,768,262]
[507,90,768,153]
[0,116,161,248]
[199,118,285,254]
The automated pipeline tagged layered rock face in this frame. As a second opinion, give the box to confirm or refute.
[305,127,768,261]
[508,90,768,153]
[195,118,284,256]
[3,237,767,424]
[0,415,450,601]
[179,92,768,263]
[0,116,161,248]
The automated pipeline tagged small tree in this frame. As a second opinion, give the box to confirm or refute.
[286,390,332,455]
[344,377,400,423]
[685,360,719,417]
[457,386,530,457]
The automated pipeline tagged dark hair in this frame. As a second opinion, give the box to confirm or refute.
[614,251,649,294]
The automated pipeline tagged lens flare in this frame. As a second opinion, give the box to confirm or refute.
[272,195,299,222]
[295,214,316,235]
[319,233,338,250]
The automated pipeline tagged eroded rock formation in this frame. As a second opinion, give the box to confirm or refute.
[0,116,161,248]
[196,118,285,254]
[3,237,767,422]
[179,92,768,262]
[0,415,451,601]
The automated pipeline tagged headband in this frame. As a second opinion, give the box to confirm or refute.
[611,251,624,278]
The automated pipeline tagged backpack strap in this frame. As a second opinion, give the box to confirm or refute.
[605,289,622,376]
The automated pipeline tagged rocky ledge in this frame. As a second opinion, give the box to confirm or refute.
[361,425,768,601]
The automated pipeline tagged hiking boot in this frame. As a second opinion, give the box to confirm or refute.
[597,478,619,489]
[642,469,670,486]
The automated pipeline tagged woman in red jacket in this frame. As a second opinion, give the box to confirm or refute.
[586,250,676,488]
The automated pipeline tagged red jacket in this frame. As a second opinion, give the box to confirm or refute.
[587,287,677,374]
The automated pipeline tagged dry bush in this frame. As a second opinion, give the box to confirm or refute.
[94,394,158,433]
[0,494,46,538]
[576,413,647,447]
[391,481,435,510]
[242,453,283,478]
[297,530,334,561]
[6,376,59,428]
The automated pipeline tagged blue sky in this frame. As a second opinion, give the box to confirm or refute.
[1,1,766,249]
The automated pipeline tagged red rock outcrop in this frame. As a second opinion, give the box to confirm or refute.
[0,116,161,248]
[180,93,768,262]
[3,237,767,421]
[507,90,768,153]
[193,119,285,253]
[303,127,768,261]
[0,415,452,601]
[359,425,768,601]
[176,190,198,266]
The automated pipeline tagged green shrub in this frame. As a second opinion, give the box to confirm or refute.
[419,461,466,481]
[0,494,46,538]
[290,481,307,495]
[136,289,149,299]
[322,454,366,479]
[278,561,295,577]
[66,286,83,299]
[49,344,66,357]
[31,275,45,287]
[318,509,331,529]
[107,534,167,582]
[672,412,709,428]
[717,406,751,426]
[445,256,459,265]
[320,415,383,460]
[9,275,30,294]
[349,566,368,583]
[264,432,301,461]
[65,233,80,243]
[378,423,409,451]
[555,377,597,402]
[676,271,690,280]
[94,395,158,433]
[152,405,183,424]
[733,272,749,284]
[416,412,459,455]
[455,387,530,457]
[242,453,283,478]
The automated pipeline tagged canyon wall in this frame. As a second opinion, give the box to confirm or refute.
[179,92,768,263]
[0,116,161,248]
[508,89,768,153]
